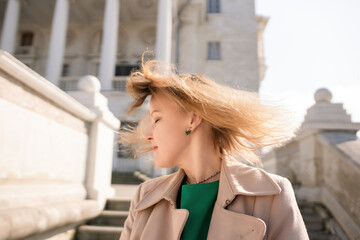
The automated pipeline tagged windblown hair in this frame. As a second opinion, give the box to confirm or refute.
[118,55,296,167]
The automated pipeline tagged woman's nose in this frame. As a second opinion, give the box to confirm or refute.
[146,128,153,141]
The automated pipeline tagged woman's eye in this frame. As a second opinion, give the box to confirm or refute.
[154,119,160,124]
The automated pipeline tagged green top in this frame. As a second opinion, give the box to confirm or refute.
[176,177,219,240]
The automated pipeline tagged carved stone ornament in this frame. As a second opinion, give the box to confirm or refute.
[137,0,155,8]
[139,26,156,45]
[93,0,105,10]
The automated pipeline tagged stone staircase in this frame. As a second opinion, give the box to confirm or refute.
[75,172,146,240]
[298,200,349,240]
[111,171,144,185]
[75,198,131,240]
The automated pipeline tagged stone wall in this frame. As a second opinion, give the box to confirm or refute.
[0,50,119,239]
[319,132,360,229]
[0,70,88,182]
[179,0,260,91]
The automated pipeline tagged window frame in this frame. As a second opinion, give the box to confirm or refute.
[207,41,221,60]
[206,0,221,14]
[20,32,34,46]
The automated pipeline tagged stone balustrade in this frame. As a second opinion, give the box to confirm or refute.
[264,88,360,239]
[0,50,120,239]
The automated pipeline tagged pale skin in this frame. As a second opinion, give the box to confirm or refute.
[146,92,222,184]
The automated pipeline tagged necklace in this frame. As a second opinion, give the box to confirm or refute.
[186,171,221,184]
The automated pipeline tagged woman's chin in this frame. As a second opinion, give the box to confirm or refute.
[153,157,175,169]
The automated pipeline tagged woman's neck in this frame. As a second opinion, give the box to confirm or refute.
[181,155,222,184]
[178,120,222,184]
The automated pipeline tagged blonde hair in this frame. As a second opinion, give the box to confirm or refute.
[118,56,296,167]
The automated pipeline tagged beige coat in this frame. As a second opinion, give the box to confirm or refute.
[120,159,309,240]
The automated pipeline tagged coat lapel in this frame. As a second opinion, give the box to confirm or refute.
[208,158,282,240]
[134,167,186,211]
[139,201,189,240]
[134,168,189,240]
[133,157,282,240]
[208,203,267,240]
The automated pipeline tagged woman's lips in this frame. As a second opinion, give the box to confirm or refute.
[152,146,158,150]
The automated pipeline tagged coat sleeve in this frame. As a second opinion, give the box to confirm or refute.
[119,184,142,240]
[267,177,309,240]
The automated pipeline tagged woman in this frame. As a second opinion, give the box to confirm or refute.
[118,58,309,240]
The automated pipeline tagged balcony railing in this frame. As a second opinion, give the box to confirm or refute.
[15,46,36,56]
[112,76,127,91]
[59,76,128,92]
[59,76,80,91]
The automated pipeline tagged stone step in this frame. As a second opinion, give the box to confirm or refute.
[298,200,318,208]
[88,210,129,226]
[76,225,122,240]
[299,202,316,215]
[111,177,143,185]
[303,214,325,231]
[111,172,144,185]
[300,207,316,215]
[296,199,348,239]
[308,231,340,240]
[106,198,131,211]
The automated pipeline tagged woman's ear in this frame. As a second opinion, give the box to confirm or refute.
[190,112,203,130]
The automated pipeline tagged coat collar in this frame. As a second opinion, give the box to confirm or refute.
[135,157,281,212]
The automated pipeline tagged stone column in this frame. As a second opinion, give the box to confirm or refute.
[0,0,21,55]
[45,0,70,86]
[98,0,120,91]
[153,0,174,175]
[155,0,172,63]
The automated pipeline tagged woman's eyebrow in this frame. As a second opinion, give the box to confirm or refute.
[150,110,161,116]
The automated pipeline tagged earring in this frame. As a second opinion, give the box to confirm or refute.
[185,128,191,135]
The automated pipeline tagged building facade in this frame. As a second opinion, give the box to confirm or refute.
[0,0,268,175]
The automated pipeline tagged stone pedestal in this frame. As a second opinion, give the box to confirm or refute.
[296,88,360,188]
[68,75,120,209]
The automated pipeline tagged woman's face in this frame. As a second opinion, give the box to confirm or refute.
[147,93,191,168]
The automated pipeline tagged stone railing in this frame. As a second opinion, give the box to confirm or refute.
[0,50,120,239]
[267,88,360,240]
[316,132,360,239]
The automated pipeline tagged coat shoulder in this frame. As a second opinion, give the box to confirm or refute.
[265,172,293,191]
[225,161,284,196]
[136,172,178,199]
[263,173,309,239]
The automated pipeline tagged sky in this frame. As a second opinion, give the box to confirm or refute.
[255,0,360,127]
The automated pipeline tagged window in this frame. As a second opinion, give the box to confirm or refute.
[62,64,70,76]
[207,42,221,60]
[206,0,220,14]
[117,121,139,158]
[21,32,34,46]
[115,62,141,76]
